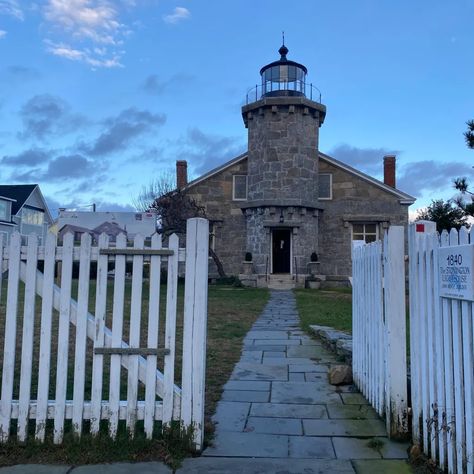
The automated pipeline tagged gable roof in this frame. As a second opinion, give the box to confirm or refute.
[184,152,416,204]
[0,184,53,221]
[0,185,37,215]
[318,152,416,203]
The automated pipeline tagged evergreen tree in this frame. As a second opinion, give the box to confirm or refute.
[465,119,474,149]
[416,199,469,233]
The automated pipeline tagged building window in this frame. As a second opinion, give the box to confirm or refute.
[352,223,378,243]
[0,200,7,220]
[22,208,44,226]
[319,174,332,200]
[233,175,248,201]
[0,231,7,244]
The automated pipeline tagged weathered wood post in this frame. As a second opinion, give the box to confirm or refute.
[383,225,409,438]
[181,217,209,451]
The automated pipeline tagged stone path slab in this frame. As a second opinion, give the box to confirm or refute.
[205,290,411,468]
[179,458,357,473]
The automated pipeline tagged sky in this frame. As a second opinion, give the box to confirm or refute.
[0,0,473,218]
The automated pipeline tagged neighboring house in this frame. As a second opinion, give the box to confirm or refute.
[57,222,128,243]
[176,45,416,288]
[55,211,156,242]
[0,184,52,245]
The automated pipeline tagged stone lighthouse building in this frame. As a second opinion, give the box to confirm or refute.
[242,43,326,278]
[179,45,415,288]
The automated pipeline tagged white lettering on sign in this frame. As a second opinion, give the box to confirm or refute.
[438,244,474,301]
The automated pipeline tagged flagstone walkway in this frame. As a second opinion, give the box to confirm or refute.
[183,290,413,473]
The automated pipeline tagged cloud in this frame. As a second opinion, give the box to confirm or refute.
[141,73,194,95]
[177,128,245,174]
[19,94,86,140]
[44,40,124,68]
[44,0,121,44]
[329,143,400,176]
[11,153,108,184]
[0,30,6,39]
[163,6,190,24]
[42,0,130,68]
[83,107,166,156]
[5,65,41,80]
[398,161,474,197]
[0,0,23,20]
[2,148,50,166]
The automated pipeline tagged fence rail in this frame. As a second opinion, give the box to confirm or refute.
[0,218,209,450]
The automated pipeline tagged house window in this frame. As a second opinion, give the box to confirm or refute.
[233,175,248,201]
[319,174,332,200]
[22,208,44,226]
[0,200,7,220]
[352,223,378,243]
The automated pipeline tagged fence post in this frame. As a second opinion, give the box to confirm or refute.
[182,218,209,451]
[383,225,409,438]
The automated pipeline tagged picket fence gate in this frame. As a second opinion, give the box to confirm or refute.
[0,217,209,450]
[352,225,408,439]
[409,222,474,474]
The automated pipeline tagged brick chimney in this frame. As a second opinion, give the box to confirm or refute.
[383,155,396,188]
[176,160,188,189]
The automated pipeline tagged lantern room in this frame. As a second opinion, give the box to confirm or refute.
[260,44,307,97]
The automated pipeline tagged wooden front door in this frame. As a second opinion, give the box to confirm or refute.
[272,229,291,273]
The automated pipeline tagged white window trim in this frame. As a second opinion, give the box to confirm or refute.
[232,175,248,201]
[351,222,379,243]
[318,173,333,200]
[0,200,9,221]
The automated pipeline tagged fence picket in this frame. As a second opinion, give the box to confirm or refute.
[163,234,179,427]
[144,234,162,439]
[186,218,209,450]
[419,234,430,452]
[431,230,446,469]
[35,232,57,441]
[17,235,39,441]
[0,233,21,441]
[408,225,421,443]
[54,232,74,444]
[449,228,465,474]
[72,233,92,436]
[108,233,127,438]
[90,233,109,435]
[440,229,455,473]
[463,228,474,473]
[126,234,145,436]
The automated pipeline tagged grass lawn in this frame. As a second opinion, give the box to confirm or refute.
[0,280,269,468]
[294,288,352,334]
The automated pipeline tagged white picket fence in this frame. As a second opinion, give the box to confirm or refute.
[352,226,408,438]
[409,222,474,474]
[0,217,209,450]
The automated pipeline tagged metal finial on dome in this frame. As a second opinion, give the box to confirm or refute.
[279,43,289,60]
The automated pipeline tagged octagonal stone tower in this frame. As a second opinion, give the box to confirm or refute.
[241,44,326,280]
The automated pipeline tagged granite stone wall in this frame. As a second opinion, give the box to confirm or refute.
[186,160,248,277]
[317,159,410,277]
[246,103,321,205]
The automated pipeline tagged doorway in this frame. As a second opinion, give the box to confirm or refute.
[272,229,291,274]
